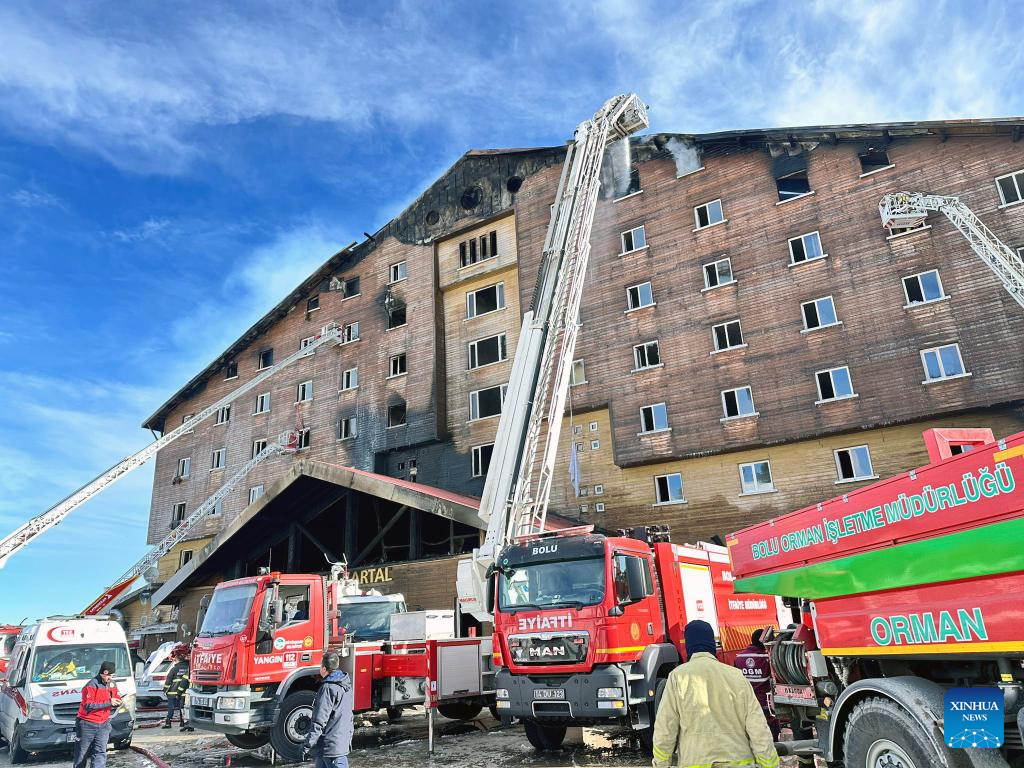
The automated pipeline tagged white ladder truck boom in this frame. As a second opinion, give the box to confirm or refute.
[457,94,648,623]
[83,429,300,614]
[0,323,347,569]
[879,191,1024,307]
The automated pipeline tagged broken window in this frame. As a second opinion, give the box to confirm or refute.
[712,320,744,352]
[211,448,226,470]
[254,392,270,414]
[390,261,407,283]
[620,225,646,253]
[179,550,193,569]
[248,485,264,504]
[654,473,685,504]
[776,171,811,201]
[788,232,824,264]
[633,340,661,370]
[640,403,668,433]
[342,276,360,298]
[175,457,191,479]
[297,428,311,449]
[816,366,855,401]
[694,199,724,229]
[995,169,1024,206]
[387,303,407,329]
[341,368,358,391]
[252,439,267,459]
[171,502,187,527]
[570,360,586,386]
[258,348,274,369]
[472,443,494,477]
[215,405,232,425]
[703,257,734,289]
[387,401,407,428]
[802,296,839,330]
[470,384,506,420]
[389,353,407,377]
[858,148,891,175]
[722,386,756,419]
[466,283,505,318]
[468,333,507,369]
[296,380,313,402]
[338,416,356,440]
[835,446,874,482]
[903,270,946,306]
[224,361,238,379]
[626,281,654,310]
[460,231,499,268]
[307,295,320,313]
[342,322,359,343]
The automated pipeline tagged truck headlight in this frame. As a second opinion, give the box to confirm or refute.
[28,703,50,720]
[219,696,247,711]
[495,689,509,700]
[597,687,623,699]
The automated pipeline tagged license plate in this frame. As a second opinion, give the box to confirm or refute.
[191,695,213,707]
[534,688,565,700]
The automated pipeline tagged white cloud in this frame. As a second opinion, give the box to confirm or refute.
[9,188,61,208]
[111,217,173,244]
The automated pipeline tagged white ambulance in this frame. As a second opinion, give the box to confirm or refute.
[0,616,136,763]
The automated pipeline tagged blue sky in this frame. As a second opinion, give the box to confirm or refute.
[1,0,1021,622]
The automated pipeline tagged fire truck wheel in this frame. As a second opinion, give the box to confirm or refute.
[271,689,317,762]
[226,732,271,750]
[638,677,667,755]
[843,697,939,768]
[437,702,483,720]
[386,707,404,722]
[523,719,566,751]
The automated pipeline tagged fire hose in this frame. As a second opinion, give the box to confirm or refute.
[770,627,809,686]
[130,744,172,768]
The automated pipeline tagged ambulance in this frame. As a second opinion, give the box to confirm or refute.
[0,616,136,763]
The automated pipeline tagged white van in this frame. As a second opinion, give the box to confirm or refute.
[136,640,177,706]
[0,616,136,763]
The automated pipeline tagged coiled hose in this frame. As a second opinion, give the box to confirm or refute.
[770,626,809,686]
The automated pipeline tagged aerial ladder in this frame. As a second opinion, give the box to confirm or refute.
[879,191,1024,308]
[82,429,300,614]
[0,323,347,569]
[456,93,649,622]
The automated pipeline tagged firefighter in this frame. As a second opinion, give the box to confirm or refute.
[162,643,195,732]
[652,620,779,768]
[735,629,780,740]
[74,660,122,768]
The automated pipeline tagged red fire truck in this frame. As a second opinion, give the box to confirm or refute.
[187,565,493,761]
[728,428,1024,768]
[490,526,781,750]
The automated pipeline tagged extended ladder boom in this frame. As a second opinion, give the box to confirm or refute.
[83,431,299,614]
[0,324,345,568]
[457,94,648,621]
[879,192,1024,308]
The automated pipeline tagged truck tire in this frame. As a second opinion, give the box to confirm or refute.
[114,737,132,750]
[523,719,566,751]
[437,702,483,721]
[226,732,271,750]
[271,689,316,762]
[9,725,29,764]
[843,697,941,768]
[638,677,667,755]
[386,707,404,722]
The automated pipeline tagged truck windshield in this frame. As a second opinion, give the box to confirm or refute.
[199,584,257,636]
[32,644,131,682]
[498,557,605,610]
[338,602,401,641]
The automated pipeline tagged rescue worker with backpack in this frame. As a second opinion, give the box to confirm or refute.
[734,628,780,740]
[162,643,195,732]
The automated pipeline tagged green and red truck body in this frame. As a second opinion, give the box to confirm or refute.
[728,428,1024,768]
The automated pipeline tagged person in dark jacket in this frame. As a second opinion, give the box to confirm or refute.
[162,645,195,732]
[301,651,353,767]
[74,660,122,768]
[734,628,780,740]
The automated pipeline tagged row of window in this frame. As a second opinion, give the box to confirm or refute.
[650,444,876,507]
[630,342,968,431]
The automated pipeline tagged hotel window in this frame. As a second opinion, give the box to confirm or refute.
[338,416,356,440]
[996,168,1024,206]
[788,231,824,265]
[712,320,744,352]
[387,401,407,428]
[694,199,724,229]
[249,486,264,504]
[570,360,587,386]
[171,503,186,527]
[633,340,661,370]
[468,333,507,369]
[175,457,191,479]
[472,443,494,477]
[640,403,669,433]
[816,366,856,402]
[466,283,506,318]
[858,148,891,175]
[252,439,267,459]
[389,261,407,283]
[801,296,839,330]
[258,348,274,369]
[703,257,734,289]
[921,344,967,382]
[297,428,311,449]
[341,368,358,391]
[296,380,313,402]
[739,461,774,495]
[224,361,238,379]
[626,281,654,310]
[300,336,315,350]
[342,322,359,343]
[460,231,499,267]
[620,225,647,254]
[654,473,685,504]
[776,170,811,201]
[211,448,226,470]
[835,445,875,482]
[306,295,320,312]
[903,270,946,306]
[722,386,756,419]
[254,392,271,414]
[389,353,407,378]
[341,276,360,298]
[214,405,231,425]
[469,385,507,421]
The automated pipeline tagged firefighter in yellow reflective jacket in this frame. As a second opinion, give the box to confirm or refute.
[652,621,779,768]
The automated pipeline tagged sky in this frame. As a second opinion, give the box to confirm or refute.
[0,0,1021,622]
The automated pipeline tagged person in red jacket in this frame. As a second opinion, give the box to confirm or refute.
[74,660,122,768]
[734,629,780,740]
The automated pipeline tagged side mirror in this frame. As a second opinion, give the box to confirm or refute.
[625,558,647,603]
[272,599,284,627]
